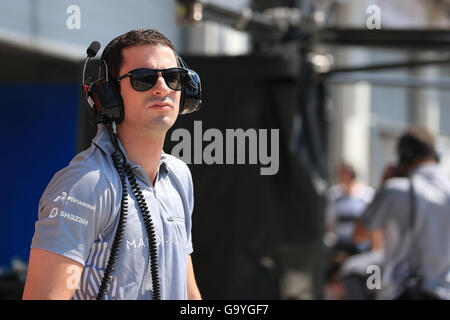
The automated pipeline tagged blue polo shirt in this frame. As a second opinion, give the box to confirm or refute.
[31,124,194,300]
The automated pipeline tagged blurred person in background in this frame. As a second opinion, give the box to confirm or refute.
[354,124,450,300]
[339,220,383,300]
[323,162,374,299]
[325,162,375,255]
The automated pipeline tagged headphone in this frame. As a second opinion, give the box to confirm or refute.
[82,41,202,125]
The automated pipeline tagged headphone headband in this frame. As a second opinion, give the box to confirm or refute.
[83,41,202,124]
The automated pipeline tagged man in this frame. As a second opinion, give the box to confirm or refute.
[23,29,202,300]
[354,125,450,300]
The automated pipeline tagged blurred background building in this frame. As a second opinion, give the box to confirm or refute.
[0,0,449,299]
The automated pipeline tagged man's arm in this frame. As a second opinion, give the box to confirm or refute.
[353,163,400,246]
[22,248,83,300]
[353,219,384,251]
[186,255,202,300]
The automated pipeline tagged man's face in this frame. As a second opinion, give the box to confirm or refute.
[118,44,180,134]
[338,166,354,186]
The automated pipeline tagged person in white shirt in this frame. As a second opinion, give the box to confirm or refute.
[355,125,450,300]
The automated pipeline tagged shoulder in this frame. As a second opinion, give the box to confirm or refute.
[354,182,375,202]
[164,152,191,171]
[360,178,409,229]
[373,177,410,206]
[164,153,193,183]
[327,184,343,201]
[163,153,194,207]
[41,144,120,205]
[414,166,450,203]
[384,177,410,193]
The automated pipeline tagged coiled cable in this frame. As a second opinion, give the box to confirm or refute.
[96,123,160,300]
[96,149,128,300]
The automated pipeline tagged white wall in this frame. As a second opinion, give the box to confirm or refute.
[329,0,450,186]
[0,0,182,60]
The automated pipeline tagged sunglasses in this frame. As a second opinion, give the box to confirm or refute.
[118,67,188,92]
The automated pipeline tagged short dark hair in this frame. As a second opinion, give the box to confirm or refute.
[339,162,356,180]
[397,125,438,165]
[102,29,177,80]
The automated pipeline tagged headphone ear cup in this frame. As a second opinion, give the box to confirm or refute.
[90,79,124,123]
[110,80,124,122]
[85,89,102,124]
[179,69,202,115]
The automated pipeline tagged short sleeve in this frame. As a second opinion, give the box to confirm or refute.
[31,166,113,266]
[360,178,407,231]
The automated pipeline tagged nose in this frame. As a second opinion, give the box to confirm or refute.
[150,72,171,96]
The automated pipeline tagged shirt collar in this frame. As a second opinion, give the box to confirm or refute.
[92,124,168,174]
[411,162,440,177]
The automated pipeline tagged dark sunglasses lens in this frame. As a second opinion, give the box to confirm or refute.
[130,69,158,91]
[164,69,185,91]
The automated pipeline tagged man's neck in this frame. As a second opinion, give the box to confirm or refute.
[342,180,356,195]
[117,125,166,186]
[407,157,437,174]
